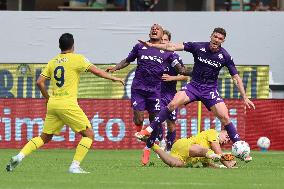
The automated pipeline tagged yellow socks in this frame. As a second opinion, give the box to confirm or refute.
[73,137,93,164]
[20,136,44,157]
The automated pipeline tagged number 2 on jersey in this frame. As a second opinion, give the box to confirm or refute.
[54,66,65,87]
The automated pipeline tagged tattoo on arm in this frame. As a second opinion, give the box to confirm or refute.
[115,59,130,70]
[175,64,193,76]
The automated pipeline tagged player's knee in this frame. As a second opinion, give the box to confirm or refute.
[40,133,53,144]
[87,132,94,140]
[167,102,177,112]
[81,128,94,140]
[167,122,176,132]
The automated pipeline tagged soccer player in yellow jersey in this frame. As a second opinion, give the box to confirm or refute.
[151,129,237,168]
[6,33,125,174]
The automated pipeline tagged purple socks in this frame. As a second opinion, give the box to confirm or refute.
[224,122,240,143]
[166,130,176,151]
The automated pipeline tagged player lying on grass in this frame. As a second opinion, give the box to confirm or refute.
[145,129,237,168]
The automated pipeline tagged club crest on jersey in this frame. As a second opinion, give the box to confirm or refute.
[160,50,164,53]
[218,54,223,60]
[142,46,147,50]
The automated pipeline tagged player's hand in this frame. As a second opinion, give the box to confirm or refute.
[112,77,125,86]
[138,40,153,47]
[243,97,255,110]
[105,66,116,73]
[162,74,174,81]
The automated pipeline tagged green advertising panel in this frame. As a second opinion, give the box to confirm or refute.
[0,64,269,99]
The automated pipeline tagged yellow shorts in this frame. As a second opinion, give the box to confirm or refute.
[170,138,192,163]
[170,138,208,166]
[43,107,91,135]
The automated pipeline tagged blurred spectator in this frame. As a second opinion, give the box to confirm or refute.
[131,0,160,11]
[69,0,88,7]
[0,0,6,10]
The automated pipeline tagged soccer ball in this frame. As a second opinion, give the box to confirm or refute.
[257,137,270,150]
[231,141,250,159]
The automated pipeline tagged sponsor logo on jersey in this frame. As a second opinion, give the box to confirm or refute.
[197,56,221,68]
[141,55,163,64]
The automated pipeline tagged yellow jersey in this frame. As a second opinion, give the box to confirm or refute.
[188,129,219,149]
[170,129,219,166]
[41,53,92,109]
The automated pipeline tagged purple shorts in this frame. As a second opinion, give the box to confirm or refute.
[182,82,224,111]
[131,88,161,113]
[161,93,177,121]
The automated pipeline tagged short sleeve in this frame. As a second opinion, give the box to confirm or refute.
[78,55,92,73]
[225,55,238,76]
[126,44,139,63]
[40,63,51,79]
[207,129,219,143]
[183,42,196,53]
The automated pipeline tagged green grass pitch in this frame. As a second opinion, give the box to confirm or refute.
[0,149,283,189]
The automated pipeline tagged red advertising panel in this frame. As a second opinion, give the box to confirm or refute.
[0,99,283,150]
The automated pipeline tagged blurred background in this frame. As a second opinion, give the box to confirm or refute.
[0,0,283,11]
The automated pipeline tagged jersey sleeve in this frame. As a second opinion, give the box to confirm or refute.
[78,55,92,73]
[207,129,219,143]
[40,63,51,79]
[170,52,181,67]
[126,44,139,63]
[225,54,238,76]
[183,42,196,53]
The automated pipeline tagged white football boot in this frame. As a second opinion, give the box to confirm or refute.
[6,156,22,172]
[69,166,90,174]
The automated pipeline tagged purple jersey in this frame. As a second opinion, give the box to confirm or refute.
[126,43,177,92]
[183,42,238,88]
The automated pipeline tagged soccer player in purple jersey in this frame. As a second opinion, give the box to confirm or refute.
[106,24,190,165]
[136,27,255,162]
[158,30,189,152]
[145,30,190,162]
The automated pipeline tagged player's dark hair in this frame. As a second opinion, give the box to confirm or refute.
[59,33,74,51]
[213,27,226,38]
[163,30,172,41]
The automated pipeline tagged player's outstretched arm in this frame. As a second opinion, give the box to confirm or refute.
[138,40,184,51]
[162,74,189,82]
[232,74,255,109]
[88,65,125,85]
[36,75,50,100]
[106,59,130,73]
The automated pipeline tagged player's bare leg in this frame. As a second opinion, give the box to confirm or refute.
[69,127,94,174]
[152,144,185,167]
[211,103,252,162]
[133,110,144,132]
[6,133,52,172]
